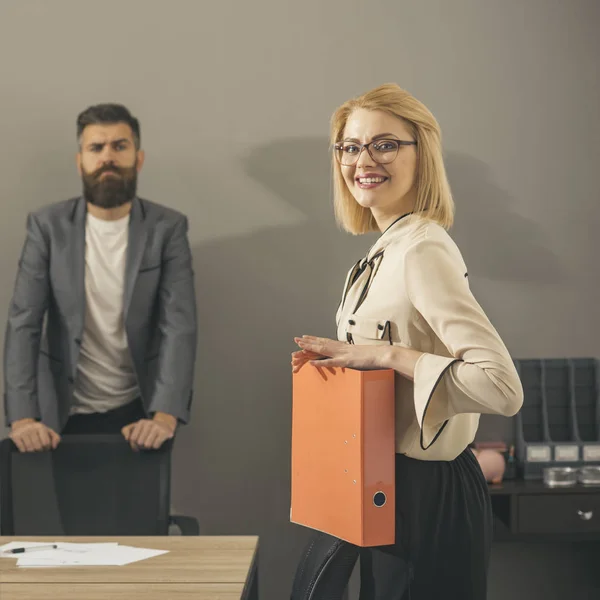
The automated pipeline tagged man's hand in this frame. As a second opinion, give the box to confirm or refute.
[10,418,61,453]
[121,412,177,451]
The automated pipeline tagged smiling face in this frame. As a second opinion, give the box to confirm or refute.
[340,108,418,229]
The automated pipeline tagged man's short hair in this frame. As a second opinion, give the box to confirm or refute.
[77,103,141,149]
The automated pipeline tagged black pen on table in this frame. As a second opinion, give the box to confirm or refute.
[7,544,58,554]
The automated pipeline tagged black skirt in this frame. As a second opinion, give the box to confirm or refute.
[359,447,493,600]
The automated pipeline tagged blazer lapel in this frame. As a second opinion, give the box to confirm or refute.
[67,198,87,332]
[123,197,148,317]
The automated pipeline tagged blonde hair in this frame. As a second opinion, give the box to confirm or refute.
[330,83,454,234]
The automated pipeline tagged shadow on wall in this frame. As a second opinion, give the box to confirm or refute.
[444,150,566,285]
[170,140,563,600]
[444,151,570,444]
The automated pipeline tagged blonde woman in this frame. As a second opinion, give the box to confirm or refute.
[292,84,523,599]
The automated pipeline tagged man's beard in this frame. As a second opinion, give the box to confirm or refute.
[82,163,137,209]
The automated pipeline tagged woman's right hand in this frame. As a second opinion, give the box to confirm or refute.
[291,349,324,373]
[291,349,337,377]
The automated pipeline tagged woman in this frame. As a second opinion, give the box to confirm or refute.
[292,84,523,599]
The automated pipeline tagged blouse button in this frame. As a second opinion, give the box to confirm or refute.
[348,319,356,325]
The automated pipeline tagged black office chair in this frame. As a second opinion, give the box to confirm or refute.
[0,435,199,536]
[290,531,359,600]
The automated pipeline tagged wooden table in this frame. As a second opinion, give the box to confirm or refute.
[0,536,259,600]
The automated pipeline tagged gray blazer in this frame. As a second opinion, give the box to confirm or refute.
[3,197,197,432]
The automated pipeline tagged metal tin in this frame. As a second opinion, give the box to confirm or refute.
[543,466,578,487]
[578,465,600,486]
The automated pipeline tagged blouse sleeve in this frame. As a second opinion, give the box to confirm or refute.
[403,229,523,450]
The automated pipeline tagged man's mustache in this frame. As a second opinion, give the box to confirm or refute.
[93,165,126,179]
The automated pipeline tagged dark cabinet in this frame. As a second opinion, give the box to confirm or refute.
[517,493,600,535]
[489,480,600,541]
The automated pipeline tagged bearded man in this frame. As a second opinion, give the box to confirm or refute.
[4,104,197,453]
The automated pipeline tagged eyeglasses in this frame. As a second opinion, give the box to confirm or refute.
[333,139,417,166]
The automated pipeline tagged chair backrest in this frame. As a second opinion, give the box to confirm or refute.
[290,532,358,600]
[0,435,172,536]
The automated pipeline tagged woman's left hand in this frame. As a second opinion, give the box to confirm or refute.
[294,335,387,370]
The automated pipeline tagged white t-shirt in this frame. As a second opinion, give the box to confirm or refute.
[71,212,140,414]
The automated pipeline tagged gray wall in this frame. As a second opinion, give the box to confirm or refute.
[1,1,599,598]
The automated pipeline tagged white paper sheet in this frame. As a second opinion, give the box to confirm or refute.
[0,541,168,567]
